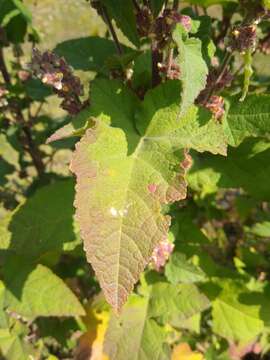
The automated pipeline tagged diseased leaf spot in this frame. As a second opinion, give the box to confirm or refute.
[148,183,157,194]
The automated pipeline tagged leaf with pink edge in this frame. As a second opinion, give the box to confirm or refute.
[70,79,227,312]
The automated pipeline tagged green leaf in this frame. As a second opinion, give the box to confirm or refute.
[70,79,226,311]
[0,180,76,257]
[0,329,31,360]
[2,257,85,318]
[149,0,165,16]
[25,78,53,101]
[104,294,170,360]
[189,139,270,200]
[100,0,140,47]
[54,36,130,73]
[165,252,206,284]
[224,94,270,147]
[173,24,208,115]
[11,0,32,23]
[208,280,267,344]
[0,134,19,170]
[147,283,210,324]
[249,221,270,237]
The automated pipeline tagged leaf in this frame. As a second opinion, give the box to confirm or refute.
[224,94,270,147]
[100,0,140,47]
[104,294,170,360]
[188,138,270,200]
[208,280,267,344]
[147,283,210,324]
[171,343,203,360]
[0,133,19,170]
[149,0,165,16]
[250,221,270,237]
[0,179,76,257]
[0,329,31,360]
[11,0,32,23]
[54,36,130,73]
[173,24,208,115]
[25,78,53,101]
[165,252,206,284]
[2,257,85,318]
[70,79,226,311]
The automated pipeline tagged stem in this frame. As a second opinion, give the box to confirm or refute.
[205,52,232,103]
[132,0,140,12]
[166,47,174,77]
[101,5,123,55]
[173,0,179,10]
[22,124,45,177]
[0,47,11,84]
[0,46,45,177]
[151,43,162,87]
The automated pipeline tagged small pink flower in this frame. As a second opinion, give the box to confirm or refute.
[150,239,174,271]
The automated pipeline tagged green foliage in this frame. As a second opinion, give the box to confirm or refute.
[173,24,208,115]
[1,0,270,358]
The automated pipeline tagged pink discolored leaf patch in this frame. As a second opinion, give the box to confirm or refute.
[147,183,157,194]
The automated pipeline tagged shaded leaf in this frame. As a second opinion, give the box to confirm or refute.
[189,139,270,200]
[54,36,130,73]
[2,257,85,318]
[100,0,140,47]
[0,179,77,257]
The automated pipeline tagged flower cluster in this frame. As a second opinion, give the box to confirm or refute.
[150,239,174,271]
[135,7,191,48]
[158,59,181,80]
[204,95,225,121]
[228,24,257,53]
[31,48,86,115]
[153,11,191,48]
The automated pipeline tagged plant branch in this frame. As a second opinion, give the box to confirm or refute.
[101,5,123,55]
[132,0,140,12]
[173,0,179,10]
[0,47,11,84]
[0,46,45,177]
[151,43,162,87]
[204,52,232,103]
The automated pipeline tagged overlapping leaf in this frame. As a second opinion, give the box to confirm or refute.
[173,24,208,115]
[0,179,77,257]
[104,293,170,360]
[70,79,226,311]
[2,257,85,318]
[224,94,270,147]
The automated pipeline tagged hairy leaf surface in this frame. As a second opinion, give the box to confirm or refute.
[224,94,270,146]
[173,24,208,115]
[71,79,226,311]
[104,294,170,360]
